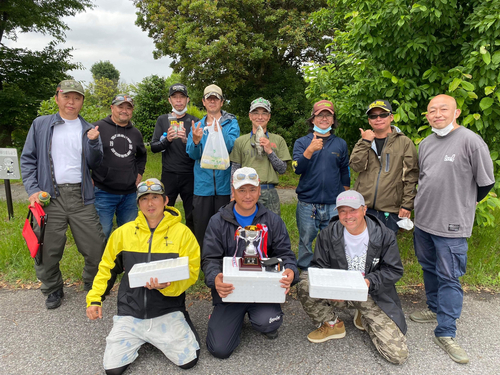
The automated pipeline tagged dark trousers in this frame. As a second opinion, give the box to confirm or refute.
[192,194,230,249]
[206,302,283,359]
[161,172,195,233]
[367,208,400,234]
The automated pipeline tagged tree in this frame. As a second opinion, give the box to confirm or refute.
[84,77,119,108]
[0,0,93,148]
[90,60,120,85]
[133,0,330,144]
[305,0,500,225]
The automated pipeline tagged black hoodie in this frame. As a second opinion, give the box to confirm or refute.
[92,115,147,194]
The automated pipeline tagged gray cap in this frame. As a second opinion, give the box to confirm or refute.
[336,190,365,209]
[136,178,165,201]
[249,97,271,113]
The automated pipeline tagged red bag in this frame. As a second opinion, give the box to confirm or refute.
[22,203,47,265]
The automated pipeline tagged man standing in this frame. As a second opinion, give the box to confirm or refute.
[21,79,106,309]
[411,94,494,364]
[186,84,240,247]
[86,178,201,373]
[202,167,298,359]
[297,190,408,364]
[230,98,291,215]
[350,99,419,233]
[92,94,147,239]
[151,84,199,232]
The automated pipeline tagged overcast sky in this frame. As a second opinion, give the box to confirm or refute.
[4,0,172,86]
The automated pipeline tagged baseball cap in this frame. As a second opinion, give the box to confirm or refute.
[56,80,85,96]
[169,83,189,97]
[137,178,165,201]
[249,97,271,113]
[312,100,335,116]
[233,167,260,190]
[336,190,366,209]
[111,94,134,107]
[366,99,392,114]
[203,84,223,100]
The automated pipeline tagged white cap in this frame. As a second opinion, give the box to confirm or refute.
[336,190,365,209]
[232,167,260,190]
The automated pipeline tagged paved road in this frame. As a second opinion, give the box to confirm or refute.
[1,287,498,375]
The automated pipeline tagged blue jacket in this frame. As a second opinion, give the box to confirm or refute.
[186,111,240,196]
[21,113,103,205]
[292,133,350,204]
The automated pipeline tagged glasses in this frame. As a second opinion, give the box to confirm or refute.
[315,114,333,119]
[235,173,258,181]
[368,112,391,119]
[112,95,134,106]
[137,183,164,194]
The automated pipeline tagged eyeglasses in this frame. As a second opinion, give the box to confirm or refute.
[368,112,391,119]
[137,183,164,194]
[235,173,258,181]
[315,114,334,119]
[112,95,134,106]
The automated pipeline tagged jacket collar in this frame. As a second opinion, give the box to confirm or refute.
[220,201,268,226]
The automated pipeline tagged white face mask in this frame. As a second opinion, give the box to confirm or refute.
[431,121,454,137]
[172,107,188,116]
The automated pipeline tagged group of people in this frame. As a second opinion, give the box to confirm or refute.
[20,79,494,372]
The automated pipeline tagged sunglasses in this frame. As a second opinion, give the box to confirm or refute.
[137,183,164,194]
[368,112,391,119]
[235,173,258,181]
[112,95,134,106]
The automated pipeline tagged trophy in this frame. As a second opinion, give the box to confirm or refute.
[237,225,263,271]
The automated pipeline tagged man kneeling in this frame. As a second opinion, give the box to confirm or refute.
[86,178,201,374]
[297,190,408,364]
[202,167,298,359]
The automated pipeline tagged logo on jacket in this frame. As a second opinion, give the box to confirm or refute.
[444,154,455,162]
[372,258,380,266]
[110,134,133,158]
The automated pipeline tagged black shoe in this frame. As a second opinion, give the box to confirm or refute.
[263,329,279,340]
[84,282,93,292]
[45,289,64,309]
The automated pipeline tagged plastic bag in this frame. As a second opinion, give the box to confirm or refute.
[396,217,414,231]
[200,119,230,170]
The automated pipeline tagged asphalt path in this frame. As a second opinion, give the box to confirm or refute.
[1,287,498,375]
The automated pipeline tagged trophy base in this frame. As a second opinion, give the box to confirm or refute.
[239,256,262,271]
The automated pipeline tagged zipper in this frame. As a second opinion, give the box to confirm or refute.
[143,230,154,319]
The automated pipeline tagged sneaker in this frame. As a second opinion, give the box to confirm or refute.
[45,289,64,310]
[307,320,346,343]
[433,336,469,364]
[262,329,279,340]
[410,308,437,323]
[353,309,365,331]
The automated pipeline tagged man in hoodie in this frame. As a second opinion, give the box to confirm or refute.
[21,79,106,309]
[92,94,147,240]
[350,99,419,234]
[297,190,408,364]
[86,178,201,374]
[202,167,298,359]
[187,84,240,248]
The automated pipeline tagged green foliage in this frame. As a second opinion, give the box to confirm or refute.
[84,77,118,108]
[90,60,120,84]
[37,96,109,124]
[305,0,500,226]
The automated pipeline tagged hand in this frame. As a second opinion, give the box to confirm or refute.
[177,126,187,141]
[192,121,203,145]
[398,208,411,218]
[304,134,323,158]
[145,277,171,290]
[86,306,102,320]
[359,128,375,142]
[135,174,143,186]
[259,137,273,154]
[166,126,177,142]
[87,126,100,140]
[365,278,370,288]
[29,191,43,207]
[214,273,234,298]
[279,269,294,295]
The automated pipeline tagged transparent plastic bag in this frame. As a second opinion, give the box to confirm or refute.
[200,119,230,170]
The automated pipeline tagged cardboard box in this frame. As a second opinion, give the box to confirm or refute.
[129,257,190,288]
[222,257,286,303]
[308,268,368,301]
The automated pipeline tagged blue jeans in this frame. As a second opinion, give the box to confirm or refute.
[413,227,468,337]
[296,200,338,270]
[94,187,138,240]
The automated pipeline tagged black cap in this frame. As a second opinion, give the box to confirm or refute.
[169,83,188,97]
[366,99,392,114]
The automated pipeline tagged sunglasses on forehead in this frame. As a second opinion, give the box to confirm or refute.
[235,173,258,181]
[368,112,391,119]
[137,183,164,194]
[112,95,134,105]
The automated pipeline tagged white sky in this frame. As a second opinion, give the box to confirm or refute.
[4,0,173,86]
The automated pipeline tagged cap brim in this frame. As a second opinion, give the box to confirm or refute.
[204,93,223,100]
[313,108,334,116]
[366,106,391,114]
[60,89,85,96]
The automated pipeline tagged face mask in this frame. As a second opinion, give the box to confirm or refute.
[172,107,188,116]
[431,121,454,137]
[313,125,332,135]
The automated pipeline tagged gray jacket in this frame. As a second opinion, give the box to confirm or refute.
[21,112,103,205]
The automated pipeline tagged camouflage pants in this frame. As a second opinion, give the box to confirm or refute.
[258,187,281,216]
[297,273,409,364]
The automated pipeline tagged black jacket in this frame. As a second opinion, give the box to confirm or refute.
[202,202,299,304]
[311,214,407,334]
[92,116,147,194]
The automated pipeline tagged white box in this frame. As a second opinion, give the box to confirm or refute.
[222,257,286,303]
[128,257,190,288]
[308,268,368,301]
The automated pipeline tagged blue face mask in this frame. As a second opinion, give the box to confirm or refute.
[313,125,332,134]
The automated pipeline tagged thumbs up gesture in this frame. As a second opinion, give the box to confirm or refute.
[87,126,100,140]
[308,134,324,153]
[359,128,375,142]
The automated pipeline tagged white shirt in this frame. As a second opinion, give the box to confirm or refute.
[52,117,82,184]
[344,227,369,276]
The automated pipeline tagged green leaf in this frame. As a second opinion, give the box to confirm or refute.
[417,125,429,132]
[491,151,498,161]
[463,115,474,125]
[480,97,495,111]
[391,76,398,84]
[386,89,394,97]
[467,91,478,99]
[393,113,401,122]
[480,45,488,54]
[461,81,475,91]
[485,86,496,95]
[382,70,393,79]
[473,113,481,121]
[493,51,500,65]
[483,52,491,65]
[449,78,461,91]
